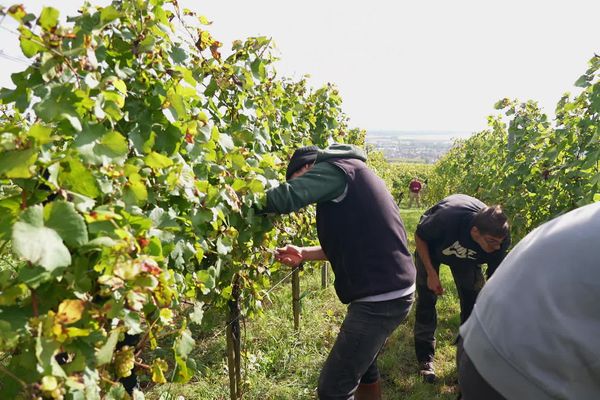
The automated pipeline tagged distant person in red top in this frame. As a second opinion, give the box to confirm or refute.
[408,177,422,208]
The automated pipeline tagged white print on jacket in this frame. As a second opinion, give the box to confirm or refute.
[442,241,477,259]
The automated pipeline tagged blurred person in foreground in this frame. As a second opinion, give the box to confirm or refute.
[457,201,600,399]
[261,143,416,400]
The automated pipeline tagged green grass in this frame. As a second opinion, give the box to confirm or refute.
[147,208,460,399]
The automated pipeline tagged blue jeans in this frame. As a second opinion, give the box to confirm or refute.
[317,293,414,400]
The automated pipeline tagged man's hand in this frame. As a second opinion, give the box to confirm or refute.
[275,245,304,267]
[415,234,443,295]
[427,273,444,295]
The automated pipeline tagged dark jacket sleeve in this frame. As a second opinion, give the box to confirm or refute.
[263,162,347,214]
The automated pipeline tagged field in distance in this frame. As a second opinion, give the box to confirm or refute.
[366,130,472,164]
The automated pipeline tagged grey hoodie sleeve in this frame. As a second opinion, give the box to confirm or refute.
[264,162,347,214]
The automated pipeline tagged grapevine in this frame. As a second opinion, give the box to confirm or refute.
[0,1,361,397]
[429,55,600,241]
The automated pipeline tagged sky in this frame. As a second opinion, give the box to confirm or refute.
[0,0,599,135]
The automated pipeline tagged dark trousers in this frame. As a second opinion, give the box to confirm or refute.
[318,294,414,400]
[413,253,484,363]
[456,336,506,400]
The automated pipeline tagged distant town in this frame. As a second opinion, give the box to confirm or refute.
[366,130,472,164]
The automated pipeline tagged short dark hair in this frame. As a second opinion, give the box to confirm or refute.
[472,205,509,237]
[285,145,319,180]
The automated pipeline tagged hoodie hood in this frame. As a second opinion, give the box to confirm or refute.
[285,145,319,180]
[316,143,367,164]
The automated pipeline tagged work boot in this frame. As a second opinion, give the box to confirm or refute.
[354,380,382,400]
[419,361,436,383]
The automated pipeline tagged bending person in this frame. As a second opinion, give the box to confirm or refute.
[413,194,510,382]
[261,143,416,400]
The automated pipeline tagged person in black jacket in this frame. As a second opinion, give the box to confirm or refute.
[263,143,416,400]
[412,194,509,383]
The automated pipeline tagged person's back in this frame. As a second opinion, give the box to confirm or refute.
[409,179,422,193]
[264,143,416,399]
[316,156,415,303]
[408,178,422,208]
[459,202,600,399]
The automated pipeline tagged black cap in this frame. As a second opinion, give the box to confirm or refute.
[285,145,319,180]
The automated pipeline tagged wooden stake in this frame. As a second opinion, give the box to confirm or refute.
[292,267,300,331]
[321,262,329,289]
[226,323,237,400]
[226,275,242,399]
[234,278,243,398]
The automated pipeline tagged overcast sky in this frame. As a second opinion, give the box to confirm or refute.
[1,0,598,134]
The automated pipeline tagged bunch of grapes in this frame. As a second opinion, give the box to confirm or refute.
[113,345,135,378]
[33,376,65,400]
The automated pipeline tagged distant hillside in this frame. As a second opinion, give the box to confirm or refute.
[366,130,472,163]
[367,130,472,141]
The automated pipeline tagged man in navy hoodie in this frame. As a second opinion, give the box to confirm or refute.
[263,143,416,400]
